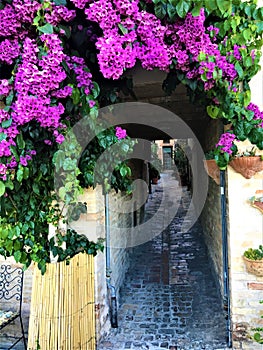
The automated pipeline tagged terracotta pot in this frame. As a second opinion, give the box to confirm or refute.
[203,159,220,185]
[243,256,263,276]
[229,156,263,179]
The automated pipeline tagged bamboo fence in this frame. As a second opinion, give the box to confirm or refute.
[28,253,96,350]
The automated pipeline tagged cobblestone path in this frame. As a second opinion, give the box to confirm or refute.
[97,172,229,350]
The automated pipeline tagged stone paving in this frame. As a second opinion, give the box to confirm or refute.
[97,172,229,350]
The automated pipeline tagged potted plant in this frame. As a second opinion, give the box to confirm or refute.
[212,132,263,177]
[249,190,263,214]
[243,245,263,276]
[252,300,263,344]
[229,147,263,179]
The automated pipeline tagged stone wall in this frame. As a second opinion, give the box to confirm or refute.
[227,161,263,350]
[229,30,263,348]
[199,117,224,294]
[200,179,223,291]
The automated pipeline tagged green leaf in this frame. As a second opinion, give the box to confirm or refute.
[0,133,7,141]
[249,127,263,148]
[5,90,14,106]
[120,166,128,177]
[244,56,252,67]
[1,118,12,129]
[16,166,24,182]
[256,21,263,33]
[38,23,53,34]
[58,186,67,200]
[234,122,246,141]
[212,70,218,79]
[5,180,14,190]
[244,90,251,106]
[14,251,22,263]
[84,172,93,185]
[54,0,67,4]
[40,163,48,175]
[230,18,237,33]
[0,227,8,240]
[5,240,13,253]
[33,15,41,27]
[204,0,217,13]
[10,145,19,161]
[243,29,251,41]
[188,80,197,90]
[0,181,5,197]
[72,88,80,105]
[154,3,167,19]
[20,251,28,264]
[216,0,231,15]
[254,332,263,342]
[201,73,207,82]
[53,150,65,169]
[33,182,40,195]
[207,105,220,119]
[23,167,29,179]
[198,52,206,61]
[176,0,191,18]
[191,1,203,16]
[167,4,177,20]
[92,82,100,99]
[244,5,251,18]
[234,61,244,78]
[16,133,25,149]
[63,158,76,171]
[118,23,128,34]
[121,142,130,152]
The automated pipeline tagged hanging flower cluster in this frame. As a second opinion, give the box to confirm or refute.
[83,0,237,92]
[0,0,98,181]
[216,132,237,155]
[167,10,237,90]
[115,126,127,140]
[247,103,263,128]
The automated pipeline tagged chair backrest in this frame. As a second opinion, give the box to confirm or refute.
[0,264,24,312]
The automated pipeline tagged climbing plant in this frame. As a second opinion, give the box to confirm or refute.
[0,0,263,272]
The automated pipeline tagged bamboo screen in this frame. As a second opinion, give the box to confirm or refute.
[28,253,96,350]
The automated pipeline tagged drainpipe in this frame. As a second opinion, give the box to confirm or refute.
[104,192,118,328]
[220,170,232,347]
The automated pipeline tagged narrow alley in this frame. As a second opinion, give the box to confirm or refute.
[97,172,229,350]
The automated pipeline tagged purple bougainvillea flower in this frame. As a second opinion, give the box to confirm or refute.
[115,127,127,140]
[216,132,236,154]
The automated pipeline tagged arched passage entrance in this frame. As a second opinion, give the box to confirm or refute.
[93,68,230,349]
